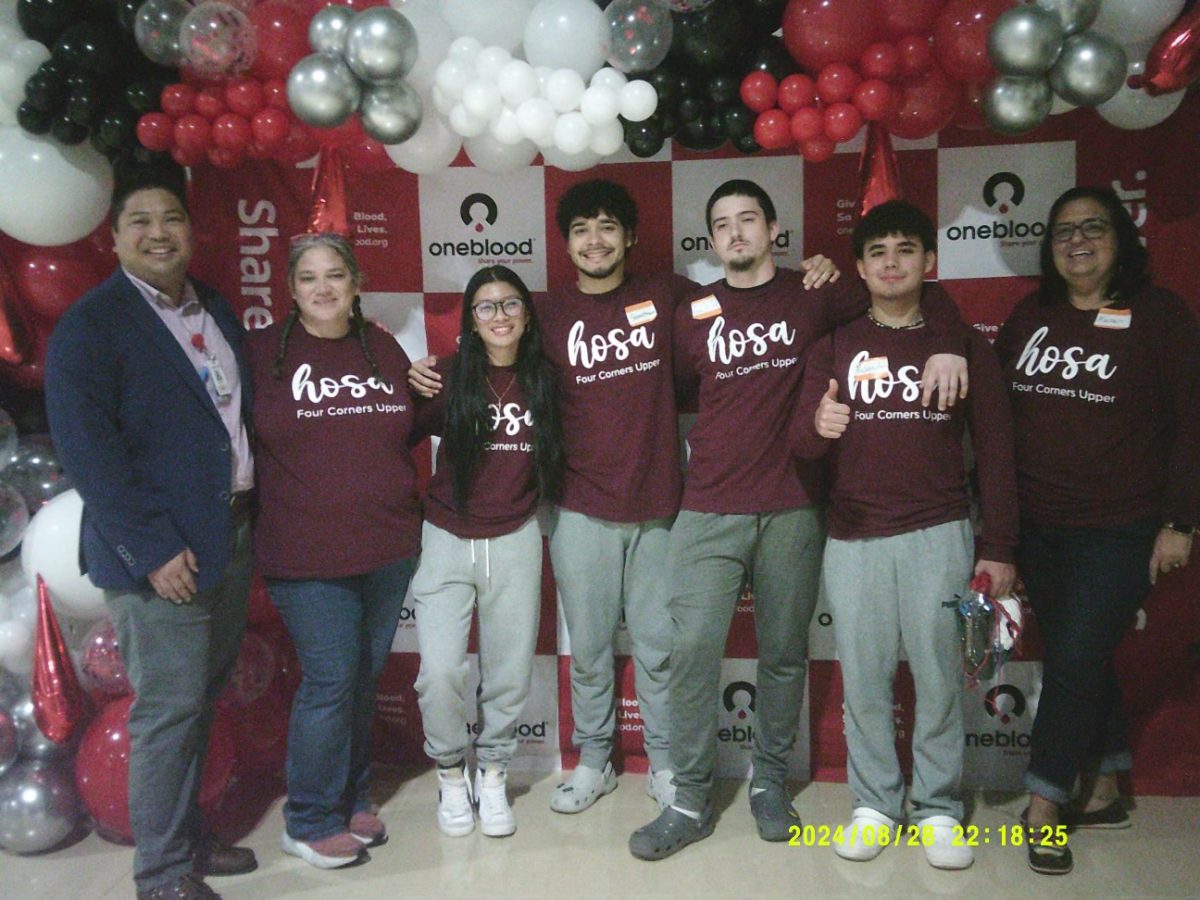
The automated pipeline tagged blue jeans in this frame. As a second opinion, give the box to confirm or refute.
[1017,519,1157,804]
[268,556,416,841]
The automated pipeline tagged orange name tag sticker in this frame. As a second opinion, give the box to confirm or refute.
[852,355,890,382]
[691,295,722,319]
[1094,308,1131,329]
[625,300,657,327]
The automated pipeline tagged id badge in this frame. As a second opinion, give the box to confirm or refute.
[207,356,234,401]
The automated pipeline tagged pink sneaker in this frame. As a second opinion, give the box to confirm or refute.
[281,830,364,869]
[349,810,388,847]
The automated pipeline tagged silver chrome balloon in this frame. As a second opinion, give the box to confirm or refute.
[988,6,1065,76]
[359,80,423,145]
[1049,32,1127,106]
[1034,0,1102,36]
[9,696,71,762]
[287,52,362,128]
[344,7,418,84]
[308,4,356,56]
[0,759,80,854]
[0,709,16,777]
[984,75,1053,135]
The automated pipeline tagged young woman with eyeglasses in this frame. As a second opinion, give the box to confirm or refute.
[410,265,564,839]
[995,186,1200,875]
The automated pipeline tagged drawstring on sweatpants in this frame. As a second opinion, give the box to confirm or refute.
[470,537,492,584]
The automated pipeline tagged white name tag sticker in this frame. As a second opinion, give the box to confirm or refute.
[691,295,722,320]
[1094,308,1131,330]
[625,300,657,327]
[852,355,890,382]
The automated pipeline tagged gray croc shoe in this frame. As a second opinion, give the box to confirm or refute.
[749,781,800,842]
[549,762,618,813]
[629,805,715,861]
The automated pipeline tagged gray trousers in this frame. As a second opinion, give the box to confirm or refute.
[413,518,542,768]
[548,508,673,772]
[106,521,252,892]
[667,507,824,812]
[823,519,972,822]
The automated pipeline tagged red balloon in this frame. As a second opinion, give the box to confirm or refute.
[884,63,962,139]
[219,631,276,707]
[852,79,897,121]
[75,695,236,844]
[789,105,825,142]
[740,71,779,114]
[174,114,213,154]
[212,113,252,151]
[171,144,206,167]
[249,0,312,81]
[824,101,864,142]
[14,245,107,322]
[207,146,247,169]
[224,78,266,118]
[194,87,227,121]
[159,83,197,119]
[250,107,290,149]
[952,80,989,130]
[897,34,935,80]
[778,74,817,114]
[816,63,861,104]
[875,0,947,39]
[263,79,289,111]
[343,137,395,175]
[275,120,321,164]
[80,618,132,700]
[932,0,1014,84]
[753,109,793,150]
[800,134,836,162]
[1142,6,1200,96]
[136,112,175,152]
[783,0,878,71]
[304,116,368,150]
[860,42,901,82]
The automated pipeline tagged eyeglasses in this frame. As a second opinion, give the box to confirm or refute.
[1050,218,1111,243]
[472,298,525,321]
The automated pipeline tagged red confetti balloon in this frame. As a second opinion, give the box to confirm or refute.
[80,618,131,700]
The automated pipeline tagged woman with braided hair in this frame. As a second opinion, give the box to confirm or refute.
[245,231,421,869]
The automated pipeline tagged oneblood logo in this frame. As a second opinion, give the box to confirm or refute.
[945,172,1045,243]
[983,172,1024,214]
[719,680,756,743]
[429,192,536,258]
[965,684,1030,750]
[460,192,498,232]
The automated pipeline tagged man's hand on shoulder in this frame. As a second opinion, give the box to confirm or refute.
[408,355,442,398]
[800,254,841,289]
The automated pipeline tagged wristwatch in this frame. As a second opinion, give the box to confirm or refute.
[1164,522,1196,537]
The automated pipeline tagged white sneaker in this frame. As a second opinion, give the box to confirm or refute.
[646,769,676,812]
[834,807,895,862]
[475,768,516,837]
[549,761,617,813]
[921,815,974,869]
[436,767,475,837]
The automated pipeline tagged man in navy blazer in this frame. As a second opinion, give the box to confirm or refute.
[45,163,257,900]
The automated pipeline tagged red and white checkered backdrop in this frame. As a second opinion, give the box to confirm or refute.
[189,91,1200,796]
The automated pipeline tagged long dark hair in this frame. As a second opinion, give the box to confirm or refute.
[1037,186,1150,306]
[442,266,563,512]
[271,232,386,384]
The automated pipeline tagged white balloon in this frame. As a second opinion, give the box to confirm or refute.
[475,46,512,80]
[0,619,30,660]
[619,79,657,122]
[449,103,489,137]
[385,105,463,173]
[0,127,113,247]
[435,57,474,101]
[442,0,532,53]
[20,490,106,620]
[589,117,625,156]
[516,96,557,142]
[525,0,611,78]
[1090,0,1185,49]
[553,110,592,154]
[464,132,539,173]
[0,0,19,34]
[448,35,484,63]
[432,83,456,115]
[541,143,602,171]
[5,583,34,627]
[391,0,453,94]
[490,106,526,145]
[1097,60,1186,129]
[590,66,628,92]
[462,79,503,121]
[498,59,539,106]
[544,68,586,112]
[580,84,620,125]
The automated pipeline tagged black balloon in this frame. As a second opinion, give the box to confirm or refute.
[53,18,123,75]
[115,0,140,33]
[66,85,103,125]
[51,114,89,144]
[625,120,665,158]
[647,67,681,111]
[707,74,738,109]
[17,0,88,46]
[722,105,756,140]
[677,93,707,124]
[16,101,54,134]
[742,35,799,81]
[23,71,67,113]
[669,0,753,74]
[675,116,725,151]
[733,133,761,154]
[95,106,134,148]
[123,81,159,114]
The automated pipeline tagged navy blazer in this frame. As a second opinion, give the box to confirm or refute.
[44,269,254,593]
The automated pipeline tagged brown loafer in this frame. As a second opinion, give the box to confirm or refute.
[137,873,221,899]
[193,834,258,877]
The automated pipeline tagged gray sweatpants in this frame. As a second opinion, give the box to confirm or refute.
[667,507,825,812]
[413,517,541,769]
[823,518,972,822]
[548,508,673,773]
